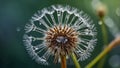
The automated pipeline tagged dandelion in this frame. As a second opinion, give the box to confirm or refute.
[23,5,97,66]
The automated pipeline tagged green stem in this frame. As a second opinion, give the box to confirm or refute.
[85,37,120,68]
[85,17,108,68]
[71,53,81,68]
[100,18,108,45]
[97,17,108,68]
[97,56,107,68]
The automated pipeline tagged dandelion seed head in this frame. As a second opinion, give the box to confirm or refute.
[23,5,97,65]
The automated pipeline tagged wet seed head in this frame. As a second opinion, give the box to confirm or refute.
[23,5,97,65]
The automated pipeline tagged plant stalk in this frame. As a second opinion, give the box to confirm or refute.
[97,17,108,68]
[61,55,67,68]
[71,53,81,68]
[85,37,120,68]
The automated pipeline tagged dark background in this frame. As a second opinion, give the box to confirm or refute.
[0,0,120,68]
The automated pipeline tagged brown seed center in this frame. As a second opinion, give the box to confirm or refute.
[45,25,78,62]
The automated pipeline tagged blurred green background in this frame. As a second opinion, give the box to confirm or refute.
[0,0,120,68]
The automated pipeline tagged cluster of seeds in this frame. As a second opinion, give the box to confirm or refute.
[23,5,97,65]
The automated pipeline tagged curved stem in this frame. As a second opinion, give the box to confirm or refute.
[61,55,67,68]
[85,37,120,68]
[71,53,81,68]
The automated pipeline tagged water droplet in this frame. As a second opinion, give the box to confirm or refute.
[39,23,42,25]
[16,27,21,32]
[85,32,89,35]
[116,8,120,16]
[98,21,102,25]
[33,46,39,50]
[85,29,89,32]
[57,11,61,16]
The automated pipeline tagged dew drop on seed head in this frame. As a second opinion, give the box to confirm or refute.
[57,11,61,16]
[33,46,39,50]
[39,23,42,25]
[85,32,89,35]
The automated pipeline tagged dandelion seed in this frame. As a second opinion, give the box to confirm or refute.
[23,5,97,65]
